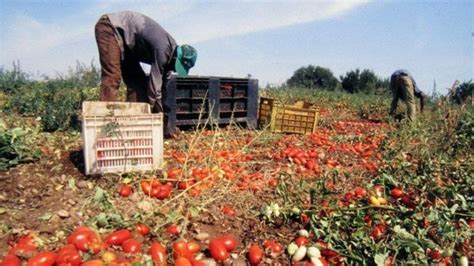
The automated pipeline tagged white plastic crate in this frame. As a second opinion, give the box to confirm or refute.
[82,101,163,175]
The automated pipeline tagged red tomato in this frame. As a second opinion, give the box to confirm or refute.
[385,256,393,266]
[469,220,474,229]
[104,229,131,246]
[370,224,386,240]
[267,178,278,187]
[67,232,89,251]
[343,191,355,202]
[401,195,416,209]
[109,258,131,266]
[390,187,403,199]
[208,239,229,262]
[354,187,367,198]
[247,244,264,265]
[56,244,81,266]
[174,257,192,266]
[81,260,104,266]
[2,254,21,266]
[168,168,182,179]
[364,215,373,226]
[177,181,190,190]
[166,225,180,236]
[17,233,37,247]
[262,240,283,254]
[27,251,56,266]
[118,184,132,197]
[222,205,236,216]
[89,241,102,254]
[122,238,141,253]
[8,243,36,257]
[320,248,338,258]
[155,186,172,199]
[135,223,150,236]
[190,260,206,266]
[300,213,310,224]
[187,241,200,254]
[295,236,310,247]
[427,249,442,262]
[67,227,100,252]
[149,241,167,265]
[141,181,151,195]
[217,235,238,252]
[172,240,192,259]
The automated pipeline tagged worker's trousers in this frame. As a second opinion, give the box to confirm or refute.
[94,15,148,103]
[389,75,416,121]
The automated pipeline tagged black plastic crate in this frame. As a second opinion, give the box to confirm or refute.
[165,75,258,131]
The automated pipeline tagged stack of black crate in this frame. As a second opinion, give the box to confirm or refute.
[165,75,258,133]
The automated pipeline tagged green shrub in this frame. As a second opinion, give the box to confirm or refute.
[2,62,100,131]
[0,119,41,170]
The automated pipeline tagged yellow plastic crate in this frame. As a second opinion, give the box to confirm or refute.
[259,97,319,134]
[82,101,163,175]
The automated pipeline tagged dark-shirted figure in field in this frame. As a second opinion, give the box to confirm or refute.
[95,11,197,113]
[389,69,425,122]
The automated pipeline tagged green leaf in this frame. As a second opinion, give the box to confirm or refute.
[38,212,53,221]
[188,207,199,218]
[94,187,106,202]
[427,209,439,222]
[122,177,133,184]
[455,193,467,208]
[95,213,108,227]
[165,210,182,224]
[68,178,77,190]
[450,204,459,215]
[374,252,389,266]
[393,225,416,240]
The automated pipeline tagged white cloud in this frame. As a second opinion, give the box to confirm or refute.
[0,0,369,77]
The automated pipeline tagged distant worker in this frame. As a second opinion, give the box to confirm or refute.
[94,11,197,113]
[389,69,425,121]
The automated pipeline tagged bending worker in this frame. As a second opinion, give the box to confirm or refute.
[95,11,197,113]
[389,69,425,121]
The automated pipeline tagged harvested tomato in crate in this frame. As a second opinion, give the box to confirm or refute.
[82,101,163,175]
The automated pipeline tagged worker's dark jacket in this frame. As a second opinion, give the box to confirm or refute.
[107,11,177,109]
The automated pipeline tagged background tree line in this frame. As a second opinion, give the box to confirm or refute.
[286,65,388,94]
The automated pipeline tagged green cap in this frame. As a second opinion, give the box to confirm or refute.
[175,44,197,76]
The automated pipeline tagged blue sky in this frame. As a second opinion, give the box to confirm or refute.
[0,0,472,94]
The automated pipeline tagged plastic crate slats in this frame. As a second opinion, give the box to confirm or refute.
[258,97,319,134]
[82,101,163,175]
[166,75,258,130]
